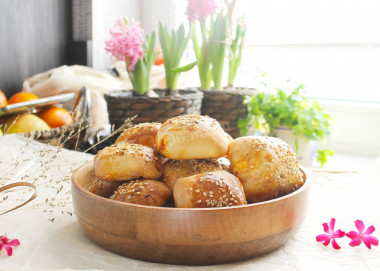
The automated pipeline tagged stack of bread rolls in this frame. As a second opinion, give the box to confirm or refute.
[91,114,305,208]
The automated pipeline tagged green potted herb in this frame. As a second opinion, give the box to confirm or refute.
[239,84,334,167]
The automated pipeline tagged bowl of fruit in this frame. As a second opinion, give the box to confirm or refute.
[0,88,89,149]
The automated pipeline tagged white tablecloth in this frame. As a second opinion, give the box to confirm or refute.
[1,135,379,271]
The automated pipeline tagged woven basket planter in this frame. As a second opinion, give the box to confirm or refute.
[201,88,257,138]
[104,89,204,129]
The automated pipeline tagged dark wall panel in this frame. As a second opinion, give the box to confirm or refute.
[0,0,71,97]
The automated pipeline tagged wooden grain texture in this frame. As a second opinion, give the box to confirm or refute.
[0,0,71,97]
[71,162,311,265]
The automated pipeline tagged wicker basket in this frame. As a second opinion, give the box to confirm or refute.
[201,88,257,138]
[22,119,90,150]
[104,89,204,128]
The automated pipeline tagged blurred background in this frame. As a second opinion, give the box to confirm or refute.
[1,0,379,168]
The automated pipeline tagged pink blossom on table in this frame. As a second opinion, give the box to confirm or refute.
[316,218,345,250]
[346,220,379,249]
[0,235,20,256]
[186,0,217,22]
[105,17,145,71]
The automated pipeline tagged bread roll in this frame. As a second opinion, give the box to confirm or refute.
[89,179,121,198]
[162,158,230,192]
[115,122,161,150]
[111,179,171,207]
[173,171,246,208]
[156,114,229,159]
[94,143,162,181]
[225,132,233,143]
[228,136,304,203]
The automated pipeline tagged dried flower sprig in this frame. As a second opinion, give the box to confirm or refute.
[83,117,135,154]
[0,120,90,220]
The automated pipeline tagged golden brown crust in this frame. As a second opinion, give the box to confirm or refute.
[162,158,231,192]
[228,136,304,203]
[111,179,171,207]
[115,122,161,150]
[156,114,229,159]
[173,171,246,208]
[225,132,233,143]
[94,143,162,181]
[89,179,121,198]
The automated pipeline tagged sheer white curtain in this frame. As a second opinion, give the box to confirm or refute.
[140,0,380,155]
[166,0,380,156]
[170,0,380,102]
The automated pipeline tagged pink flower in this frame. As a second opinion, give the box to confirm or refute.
[105,17,145,71]
[186,0,217,22]
[316,218,345,249]
[346,220,379,249]
[0,235,20,256]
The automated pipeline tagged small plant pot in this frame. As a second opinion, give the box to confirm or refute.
[272,126,317,167]
[200,87,257,138]
[104,89,204,129]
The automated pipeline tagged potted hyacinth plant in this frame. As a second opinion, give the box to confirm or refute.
[104,17,203,128]
[158,22,197,94]
[105,17,156,96]
[187,0,254,138]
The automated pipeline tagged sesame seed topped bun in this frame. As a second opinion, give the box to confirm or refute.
[94,142,162,182]
[162,158,230,193]
[89,179,121,198]
[228,136,304,203]
[111,179,171,207]
[156,114,229,160]
[115,122,162,151]
[173,171,246,208]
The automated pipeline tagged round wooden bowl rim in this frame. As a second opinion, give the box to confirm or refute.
[72,161,310,212]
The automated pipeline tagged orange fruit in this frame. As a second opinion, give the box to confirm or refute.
[0,89,7,107]
[8,92,39,104]
[38,106,74,128]
[154,51,164,65]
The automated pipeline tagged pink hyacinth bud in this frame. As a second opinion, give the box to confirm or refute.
[105,17,145,71]
[186,0,217,22]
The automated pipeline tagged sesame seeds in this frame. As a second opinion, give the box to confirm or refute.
[113,180,146,199]
[186,171,244,208]
[228,136,304,202]
[96,142,158,162]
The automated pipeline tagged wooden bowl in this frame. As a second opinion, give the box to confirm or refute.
[71,162,311,265]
